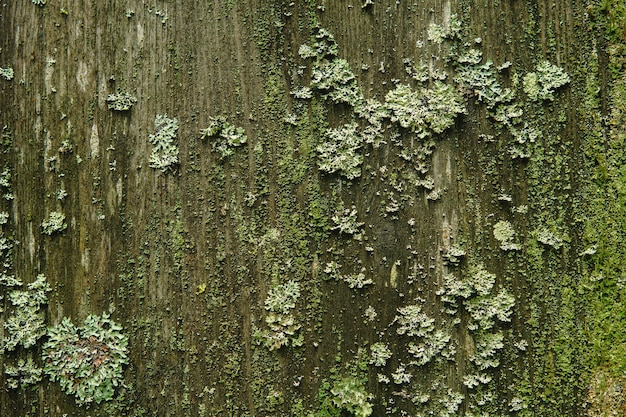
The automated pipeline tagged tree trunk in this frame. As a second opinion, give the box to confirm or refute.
[1,0,624,416]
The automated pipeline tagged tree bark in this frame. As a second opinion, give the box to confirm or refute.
[1,0,624,416]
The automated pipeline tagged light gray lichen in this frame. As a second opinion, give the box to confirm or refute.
[41,211,67,235]
[523,61,570,101]
[106,92,137,111]
[148,114,179,172]
[317,123,363,179]
[200,116,247,159]
[493,220,520,251]
[0,67,14,80]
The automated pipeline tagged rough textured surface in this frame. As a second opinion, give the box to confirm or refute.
[0,0,624,416]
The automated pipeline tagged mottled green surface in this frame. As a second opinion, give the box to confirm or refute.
[0,0,624,416]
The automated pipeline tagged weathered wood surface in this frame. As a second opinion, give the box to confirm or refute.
[0,0,624,416]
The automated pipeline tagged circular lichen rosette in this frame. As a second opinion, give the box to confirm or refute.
[42,312,129,406]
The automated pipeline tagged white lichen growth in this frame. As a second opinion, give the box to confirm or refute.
[370,342,392,366]
[536,228,564,249]
[3,274,51,351]
[324,262,372,289]
[148,114,179,172]
[56,189,68,200]
[317,123,363,179]
[427,23,447,44]
[331,206,364,235]
[330,376,373,417]
[384,82,465,138]
[342,270,373,289]
[200,116,247,159]
[493,220,520,251]
[523,61,570,101]
[31,0,46,5]
[472,331,504,369]
[5,357,43,389]
[392,363,413,384]
[42,313,129,405]
[41,211,67,235]
[264,280,300,313]
[442,244,466,266]
[0,67,14,80]
[260,281,302,350]
[300,27,363,107]
[106,91,137,111]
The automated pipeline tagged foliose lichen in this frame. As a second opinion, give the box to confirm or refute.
[299,27,364,107]
[493,220,521,251]
[258,281,303,350]
[41,211,67,235]
[4,357,43,389]
[369,342,392,367]
[330,376,373,417]
[523,61,571,101]
[42,312,129,406]
[3,274,51,351]
[316,123,363,179]
[106,92,137,111]
[200,116,247,159]
[148,114,179,172]
[384,81,465,138]
[0,67,14,80]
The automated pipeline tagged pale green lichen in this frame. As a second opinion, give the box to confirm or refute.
[106,92,137,111]
[523,61,571,101]
[331,206,364,235]
[310,57,363,106]
[5,357,43,389]
[384,82,465,138]
[316,123,363,179]
[200,116,247,159]
[369,342,392,367]
[472,331,505,370]
[427,23,448,44]
[148,114,179,172]
[324,262,372,289]
[536,228,565,249]
[41,211,67,235]
[300,27,363,107]
[259,281,303,350]
[355,99,390,147]
[493,220,520,251]
[42,312,129,406]
[442,244,466,266]
[330,376,373,417]
[3,274,51,351]
[0,67,14,80]
[264,280,300,314]
[396,304,435,338]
